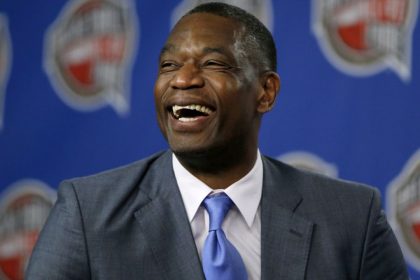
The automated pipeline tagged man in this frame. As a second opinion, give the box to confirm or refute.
[26,2,408,280]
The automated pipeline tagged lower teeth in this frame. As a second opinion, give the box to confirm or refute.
[179,117,198,122]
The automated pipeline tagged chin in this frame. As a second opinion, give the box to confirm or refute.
[170,144,210,157]
[167,134,218,155]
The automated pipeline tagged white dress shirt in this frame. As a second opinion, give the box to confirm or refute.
[172,152,263,280]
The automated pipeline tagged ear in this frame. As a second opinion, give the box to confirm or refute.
[257,71,280,113]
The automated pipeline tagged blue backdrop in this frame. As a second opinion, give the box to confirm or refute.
[0,0,419,279]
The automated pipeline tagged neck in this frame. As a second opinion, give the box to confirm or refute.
[175,146,258,189]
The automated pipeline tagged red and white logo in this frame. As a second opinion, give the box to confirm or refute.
[312,0,418,81]
[0,180,55,280]
[171,0,274,31]
[44,0,139,114]
[388,149,420,270]
[278,151,338,178]
[0,14,12,130]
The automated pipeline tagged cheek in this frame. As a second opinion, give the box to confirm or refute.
[207,76,240,102]
[153,78,164,97]
[153,78,169,107]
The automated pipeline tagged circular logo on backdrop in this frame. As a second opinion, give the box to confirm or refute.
[171,0,274,31]
[278,151,338,178]
[44,0,139,115]
[387,149,420,270]
[0,180,55,280]
[0,14,12,131]
[312,0,418,81]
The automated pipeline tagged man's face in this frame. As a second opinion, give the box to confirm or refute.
[154,13,262,156]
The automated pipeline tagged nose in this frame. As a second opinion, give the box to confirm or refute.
[169,63,204,89]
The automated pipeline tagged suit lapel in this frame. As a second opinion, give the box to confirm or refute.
[261,157,314,280]
[134,152,205,280]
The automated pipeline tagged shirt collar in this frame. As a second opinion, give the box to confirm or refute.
[172,151,263,227]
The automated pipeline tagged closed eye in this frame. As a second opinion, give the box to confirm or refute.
[160,61,180,73]
[201,60,234,70]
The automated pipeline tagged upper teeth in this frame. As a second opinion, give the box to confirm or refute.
[172,104,212,118]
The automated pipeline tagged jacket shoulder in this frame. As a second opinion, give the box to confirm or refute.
[55,150,172,217]
[64,150,169,191]
[263,155,378,200]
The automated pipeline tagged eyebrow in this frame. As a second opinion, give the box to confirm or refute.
[159,45,229,59]
[159,44,175,59]
[202,47,228,56]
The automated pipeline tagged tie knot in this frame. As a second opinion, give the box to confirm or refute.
[202,193,233,231]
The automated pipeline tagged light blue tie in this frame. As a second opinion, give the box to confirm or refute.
[202,193,248,280]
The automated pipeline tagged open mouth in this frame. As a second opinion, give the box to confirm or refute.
[169,104,214,122]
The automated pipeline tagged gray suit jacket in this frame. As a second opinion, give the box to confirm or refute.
[26,151,408,279]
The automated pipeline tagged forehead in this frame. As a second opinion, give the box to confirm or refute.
[162,13,244,55]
